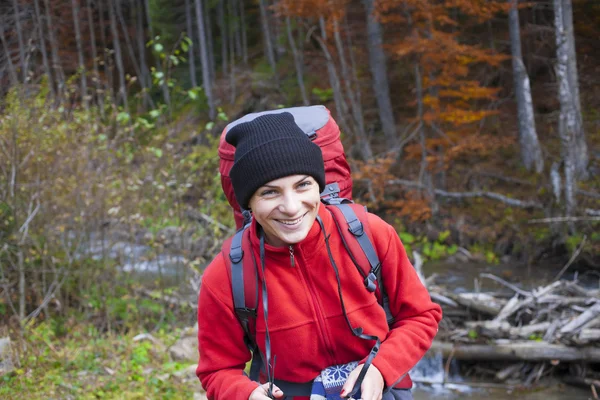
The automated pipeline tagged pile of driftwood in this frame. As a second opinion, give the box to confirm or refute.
[426,272,600,391]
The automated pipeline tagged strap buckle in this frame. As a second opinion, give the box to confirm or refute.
[235,307,257,319]
[365,272,377,292]
[348,219,364,236]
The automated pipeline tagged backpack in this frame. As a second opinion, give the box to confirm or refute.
[217,105,393,387]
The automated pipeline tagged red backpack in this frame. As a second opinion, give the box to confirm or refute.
[217,106,392,388]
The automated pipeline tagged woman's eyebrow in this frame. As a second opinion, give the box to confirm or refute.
[294,175,310,184]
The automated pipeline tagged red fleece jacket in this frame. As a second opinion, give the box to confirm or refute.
[197,205,442,400]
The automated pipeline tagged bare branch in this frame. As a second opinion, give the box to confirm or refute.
[387,179,543,209]
[554,235,587,281]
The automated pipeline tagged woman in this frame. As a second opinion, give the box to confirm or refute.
[196,112,442,400]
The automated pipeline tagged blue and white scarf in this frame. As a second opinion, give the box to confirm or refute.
[310,361,360,400]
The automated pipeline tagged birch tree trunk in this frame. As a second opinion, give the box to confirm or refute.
[228,0,236,104]
[240,0,248,65]
[98,0,115,106]
[185,0,198,87]
[116,0,154,110]
[86,0,103,114]
[258,0,278,80]
[71,0,89,110]
[508,0,543,173]
[561,0,588,179]
[11,0,26,82]
[318,16,372,160]
[108,0,128,110]
[33,0,55,98]
[363,0,397,147]
[143,0,171,106]
[217,0,228,76]
[204,0,215,82]
[43,0,64,92]
[553,0,577,216]
[333,17,366,144]
[0,19,18,86]
[194,0,216,119]
[285,16,309,105]
[135,0,151,93]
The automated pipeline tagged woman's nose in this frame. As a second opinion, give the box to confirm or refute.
[279,192,301,215]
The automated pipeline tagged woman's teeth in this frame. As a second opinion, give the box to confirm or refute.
[278,216,303,225]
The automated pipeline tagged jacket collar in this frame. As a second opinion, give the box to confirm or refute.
[248,203,334,263]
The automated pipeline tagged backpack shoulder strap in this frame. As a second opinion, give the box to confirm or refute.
[224,224,263,381]
[326,203,394,325]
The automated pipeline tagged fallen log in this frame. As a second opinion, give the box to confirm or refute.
[465,321,551,339]
[560,302,600,335]
[431,340,600,362]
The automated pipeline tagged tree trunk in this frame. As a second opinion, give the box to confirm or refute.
[204,0,215,82]
[11,0,26,82]
[363,0,397,147]
[228,0,236,104]
[143,0,171,106]
[240,0,247,65]
[86,0,103,114]
[98,0,115,107]
[554,0,577,217]
[33,0,55,98]
[415,63,437,214]
[333,17,366,144]
[561,0,588,179]
[318,16,372,160]
[135,0,151,94]
[258,0,278,80]
[71,0,89,110]
[116,0,152,110]
[231,0,242,63]
[43,0,65,92]
[185,0,198,87]
[194,0,216,119]
[285,16,309,105]
[217,0,228,77]
[108,0,128,110]
[508,0,543,173]
[0,18,19,86]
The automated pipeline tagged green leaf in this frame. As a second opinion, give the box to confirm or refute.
[468,330,478,339]
[217,111,228,121]
[181,42,189,52]
[98,134,107,141]
[153,43,164,53]
[205,121,215,130]
[438,230,450,242]
[399,232,415,244]
[187,90,198,100]
[116,112,130,123]
[149,109,162,119]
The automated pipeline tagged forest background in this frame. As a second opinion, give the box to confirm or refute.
[0,0,599,398]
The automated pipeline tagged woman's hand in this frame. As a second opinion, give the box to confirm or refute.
[249,383,285,400]
[341,363,384,400]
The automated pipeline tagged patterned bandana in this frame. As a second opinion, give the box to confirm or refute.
[310,361,360,400]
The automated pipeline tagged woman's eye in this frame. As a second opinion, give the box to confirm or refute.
[261,189,277,196]
[298,181,312,189]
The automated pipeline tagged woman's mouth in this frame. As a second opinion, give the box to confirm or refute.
[276,213,306,226]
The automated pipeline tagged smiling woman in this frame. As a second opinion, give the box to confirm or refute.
[196,111,442,400]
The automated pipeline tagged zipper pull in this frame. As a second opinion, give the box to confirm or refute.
[289,245,295,267]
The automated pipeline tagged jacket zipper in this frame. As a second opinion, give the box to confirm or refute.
[291,245,337,364]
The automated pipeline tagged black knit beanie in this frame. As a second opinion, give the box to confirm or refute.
[226,112,326,210]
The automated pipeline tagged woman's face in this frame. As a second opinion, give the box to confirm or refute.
[248,174,321,247]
